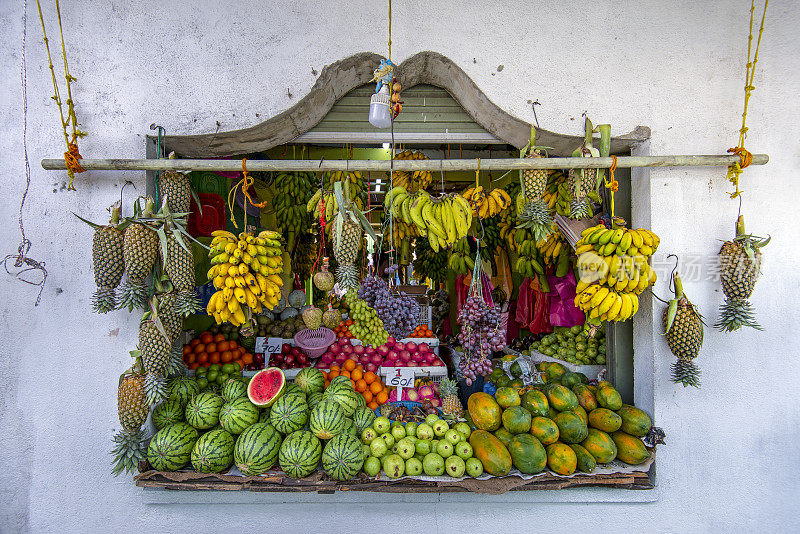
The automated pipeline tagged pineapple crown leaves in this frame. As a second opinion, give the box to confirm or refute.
[332,181,377,243]
[73,201,130,231]
[730,214,770,261]
[119,353,145,386]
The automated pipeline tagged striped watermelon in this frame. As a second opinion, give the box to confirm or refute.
[269,395,309,434]
[327,387,361,417]
[234,422,282,475]
[322,433,364,481]
[329,375,353,389]
[283,382,302,397]
[191,428,235,473]
[147,422,198,471]
[222,379,248,402]
[307,391,324,408]
[352,407,376,433]
[295,367,325,394]
[309,399,346,440]
[341,418,357,437]
[219,397,260,435]
[258,408,271,424]
[185,393,225,430]
[279,430,322,478]
[355,392,366,409]
[152,400,185,430]
[168,377,200,408]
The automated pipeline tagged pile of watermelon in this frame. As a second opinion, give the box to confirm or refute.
[145,366,369,481]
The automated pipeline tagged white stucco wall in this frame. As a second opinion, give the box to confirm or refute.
[1,1,798,532]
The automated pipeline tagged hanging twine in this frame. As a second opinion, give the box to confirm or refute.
[227,158,268,230]
[603,155,619,219]
[726,0,769,199]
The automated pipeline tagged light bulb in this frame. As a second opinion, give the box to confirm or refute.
[369,86,392,129]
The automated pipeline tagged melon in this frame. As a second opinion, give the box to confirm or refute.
[247,368,286,407]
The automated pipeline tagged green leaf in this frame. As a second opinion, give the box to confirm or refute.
[72,212,102,230]
[353,208,377,242]
[156,227,169,269]
[665,299,678,334]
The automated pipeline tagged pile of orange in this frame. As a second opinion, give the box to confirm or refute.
[323,358,389,410]
[333,318,355,339]
[410,324,436,338]
[182,331,255,371]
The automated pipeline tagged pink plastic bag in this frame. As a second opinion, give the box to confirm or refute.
[547,270,585,327]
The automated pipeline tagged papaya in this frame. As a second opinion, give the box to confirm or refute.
[545,362,567,382]
[586,384,598,394]
[560,372,581,389]
[547,406,560,419]
[530,416,559,445]
[507,434,547,474]
[597,380,613,389]
[521,390,549,417]
[537,361,551,372]
[546,384,579,412]
[546,442,577,475]
[493,427,514,447]
[572,384,598,411]
[611,431,650,465]
[502,406,532,434]
[596,386,623,411]
[469,430,512,476]
[587,408,623,433]
[467,392,502,431]
[580,428,617,464]
[495,375,511,388]
[494,387,521,408]
[553,411,588,444]
[574,372,589,384]
[616,404,652,437]
[569,443,597,473]
[509,378,525,390]
[571,405,588,426]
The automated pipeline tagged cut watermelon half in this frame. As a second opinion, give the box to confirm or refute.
[247,367,286,407]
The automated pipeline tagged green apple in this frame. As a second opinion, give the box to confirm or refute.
[363,456,381,476]
[380,432,395,450]
[383,454,405,478]
[423,453,445,476]
[444,429,462,445]
[425,413,439,426]
[455,441,473,460]
[436,440,454,458]
[405,457,423,476]
[432,419,450,437]
[405,422,418,437]
[361,427,377,444]
[395,437,415,460]
[373,416,391,434]
[465,457,484,477]
[369,436,388,457]
[445,455,466,477]
[415,439,431,456]
[416,423,434,441]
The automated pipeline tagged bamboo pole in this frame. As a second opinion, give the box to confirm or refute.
[41,154,768,172]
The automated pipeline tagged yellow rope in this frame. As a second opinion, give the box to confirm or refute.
[227,159,268,230]
[37,0,85,191]
[604,156,619,219]
[726,0,769,199]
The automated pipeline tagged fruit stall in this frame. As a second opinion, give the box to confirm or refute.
[31,4,772,496]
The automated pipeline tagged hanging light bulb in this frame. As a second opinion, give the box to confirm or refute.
[369,85,392,129]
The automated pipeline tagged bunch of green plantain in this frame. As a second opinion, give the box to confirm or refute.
[447,237,474,276]
[512,227,546,279]
[383,186,472,252]
[412,237,448,284]
[274,172,315,234]
[306,170,366,236]
[478,215,503,263]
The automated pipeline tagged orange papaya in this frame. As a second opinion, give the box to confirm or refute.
[581,428,617,464]
[610,431,650,465]
[572,384,598,411]
[502,406,532,434]
[530,416,559,445]
[596,386,623,411]
[571,405,588,426]
[545,362,567,382]
[560,372,581,388]
[508,434,547,474]
[546,442,577,475]
[616,404,652,437]
[553,411,588,444]
[493,428,514,447]
[494,387,521,408]
[569,443,597,473]
[587,408,623,433]
[546,384,579,411]
[469,429,512,476]
[521,390,549,417]
[467,392,502,431]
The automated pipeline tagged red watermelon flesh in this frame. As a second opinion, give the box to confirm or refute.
[247,368,286,407]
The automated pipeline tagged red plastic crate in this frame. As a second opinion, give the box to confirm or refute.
[189,192,226,237]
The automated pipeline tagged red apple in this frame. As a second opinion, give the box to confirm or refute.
[418,343,430,353]
[405,341,418,352]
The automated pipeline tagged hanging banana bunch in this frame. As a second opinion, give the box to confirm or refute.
[447,237,474,276]
[273,171,315,235]
[306,170,366,236]
[391,149,433,192]
[461,185,512,219]
[383,186,472,252]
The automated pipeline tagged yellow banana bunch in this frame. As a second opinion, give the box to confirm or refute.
[384,186,472,251]
[391,150,433,192]
[206,229,285,326]
[573,283,639,322]
[536,230,566,267]
[462,186,512,219]
[498,210,516,251]
[306,171,366,235]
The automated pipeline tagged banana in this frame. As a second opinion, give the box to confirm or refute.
[422,202,446,239]
[597,229,614,245]
[607,293,624,320]
[212,230,237,240]
[589,286,610,308]
[619,293,633,319]
[618,232,632,253]
[598,291,619,315]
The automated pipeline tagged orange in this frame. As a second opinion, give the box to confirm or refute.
[189,338,201,348]
[339,370,351,379]
[328,370,340,379]
[369,381,383,395]
[343,359,356,372]
[189,362,200,370]
[376,391,389,404]
[228,340,238,350]
[242,353,254,365]
[220,351,233,363]
[350,380,356,389]
[329,365,340,372]
[364,371,377,385]
[182,345,192,355]
[208,352,221,364]
[368,401,379,410]
[205,343,217,354]
[196,352,208,364]
[351,368,363,382]
[185,353,196,364]
[193,344,206,354]
[212,334,225,343]
[217,341,230,352]
[362,390,373,403]
[321,370,329,380]
[324,380,330,388]
[200,333,214,344]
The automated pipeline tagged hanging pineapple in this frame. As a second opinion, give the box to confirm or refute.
[715,215,769,332]
[118,201,159,312]
[138,312,172,405]
[516,147,554,243]
[330,181,375,291]
[664,271,704,388]
[162,220,201,317]
[155,289,186,377]
[88,202,125,313]
[111,359,149,475]
[567,117,601,219]
[438,377,463,417]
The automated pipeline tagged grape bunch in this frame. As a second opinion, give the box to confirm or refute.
[344,290,390,347]
[456,294,507,385]
[358,274,419,340]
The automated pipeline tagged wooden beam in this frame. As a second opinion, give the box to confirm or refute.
[42,154,768,172]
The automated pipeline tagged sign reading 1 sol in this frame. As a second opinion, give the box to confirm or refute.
[384,367,415,390]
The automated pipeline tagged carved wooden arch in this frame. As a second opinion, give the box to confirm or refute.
[163,51,649,157]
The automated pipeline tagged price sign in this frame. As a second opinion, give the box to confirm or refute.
[384,367,415,391]
[255,337,284,354]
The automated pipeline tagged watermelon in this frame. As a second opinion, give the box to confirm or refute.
[355,392,366,409]
[329,375,352,389]
[221,379,248,402]
[340,418,357,437]
[247,368,286,407]
[269,395,309,434]
[352,407,376,433]
[307,391,324,408]
[152,400,185,430]
[321,433,364,481]
[234,422,282,475]
[219,397,260,435]
[191,428,235,473]
[258,408,271,424]
[279,430,322,478]
[327,388,360,417]
[284,382,302,397]
[185,392,225,430]
[295,367,325,394]
[309,399,346,440]
[147,422,198,471]
[168,377,200,408]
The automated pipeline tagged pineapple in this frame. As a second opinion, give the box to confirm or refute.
[158,169,192,214]
[332,213,362,265]
[156,291,186,377]
[716,215,768,332]
[664,272,703,388]
[91,204,125,313]
[439,378,463,416]
[522,151,548,199]
[118,222,158,311]
[139,316,172,405]
[111,362,149,475]
[336,263,360,290]
[164,232,200,317]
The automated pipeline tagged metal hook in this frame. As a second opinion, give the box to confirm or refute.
[119,180,135,211]
[667,254,679,293]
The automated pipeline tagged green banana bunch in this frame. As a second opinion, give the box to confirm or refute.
[307,170,366,236]
[274,171,315,234]
[512,227,546,279]
[412,237,448,284]
[447,237,474,276]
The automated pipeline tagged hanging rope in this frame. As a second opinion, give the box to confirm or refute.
[726,0,769,199]
[4,0,47,306]
[37,0,85,191]
[227,158,268,230]
[603,155,619,219]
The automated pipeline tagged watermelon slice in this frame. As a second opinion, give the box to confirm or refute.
[247,368,286,407]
